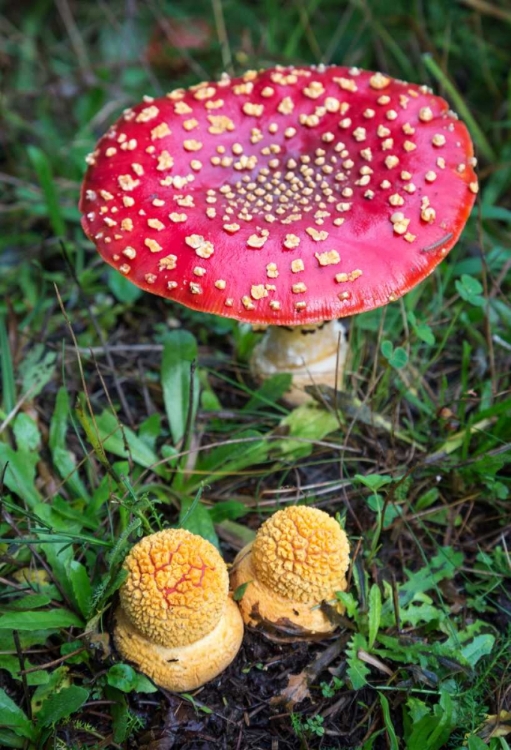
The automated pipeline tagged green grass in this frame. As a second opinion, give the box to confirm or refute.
[1,0,510,747]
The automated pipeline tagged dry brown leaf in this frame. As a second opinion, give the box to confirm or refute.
[478,711,511,741]
[271,671,311,710]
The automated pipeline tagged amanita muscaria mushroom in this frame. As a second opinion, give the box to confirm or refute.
[113,529,243,691]
[230,506,350,634]
[80,65,477,401]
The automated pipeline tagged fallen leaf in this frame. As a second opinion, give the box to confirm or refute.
[478,711,511,741]
[271,637,348,709]
[272,671,311,710]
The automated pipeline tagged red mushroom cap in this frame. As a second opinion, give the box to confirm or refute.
[80,65,477,325]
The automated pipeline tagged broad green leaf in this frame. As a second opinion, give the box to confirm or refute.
[406,696,431,725]
[0,729,27,748]
[233,581,251,602]
[335,590,358,619]
[179,496,219,548]
[406,689,457,750]
[94,410,167,477]
[0,630,55,652]
[0,688,35,740]
[366,494,401,527]
[85,461,129,517]
[107,664,157,693]
[13,413,41,451]
[277,403,339,458]
[0,594,52,612]
[400,547,464,606]
[68,561,93,619]
[243,373,292,411]
[218,519,256,547]
[138,413,162,451]
[32,510,83,612]
[381,341,408,369]
[18,344,56,399]
[161,330,199,445]
[0,313,16,413]
[415,488,439,511]
[27,144,65,236]
[0,653,49,686]
[208,501,248,523]
[400,602,445,627]
[107,664,138,692]
[51,496,96,531]
[38,685,89,727]
[467,736,492,750]
[32,667,70,714]
[0,444,41,507]
[460,633,495,666]
[346,633,371,689]
[0,609,83,630]
[407,311,435,345]
[106,686,130,743]
[194,429,268,478]
[368,584,382,649]
[356,474,393,492]
[379,693,399,750]
[49,388,91,502]
[455,274,485,307]
[107,267,143,303]
[481,205,511,223]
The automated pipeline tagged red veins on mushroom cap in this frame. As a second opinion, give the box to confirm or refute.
[80,65,478,326]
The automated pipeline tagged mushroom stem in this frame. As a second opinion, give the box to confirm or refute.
[230,506,350,635]
[114,597,243,692]
[250,320,348,405]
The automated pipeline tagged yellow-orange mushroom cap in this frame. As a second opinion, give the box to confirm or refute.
[119,528,228,648]
[230,506,350,634]
[114,529,244,692]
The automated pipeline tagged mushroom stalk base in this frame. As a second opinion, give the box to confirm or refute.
[230,543,346,635]
[113,598,244,692]
[250,320,347,405]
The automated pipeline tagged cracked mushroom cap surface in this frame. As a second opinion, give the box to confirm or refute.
[80,65,477,326]
[230,506,350,633]
[251,505,350,602]
[119,528,228,648]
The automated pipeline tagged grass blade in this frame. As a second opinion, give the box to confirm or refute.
[0,315,16,415]
[422,53,495,162]
[27,144,66,236]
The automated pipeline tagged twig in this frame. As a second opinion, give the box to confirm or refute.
[457,0,511,23]
[493,334,511,352]
[75,343,163,355]
[0,383,37,436]
[59,243,135,427]
[21,647,87,675]
[55,0,93,79]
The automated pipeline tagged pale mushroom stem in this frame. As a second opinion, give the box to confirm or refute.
[250,319,348,405]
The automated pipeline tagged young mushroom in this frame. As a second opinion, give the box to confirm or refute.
[230,506,350,634]
[113,529,244,692]
[80,65,477,402]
